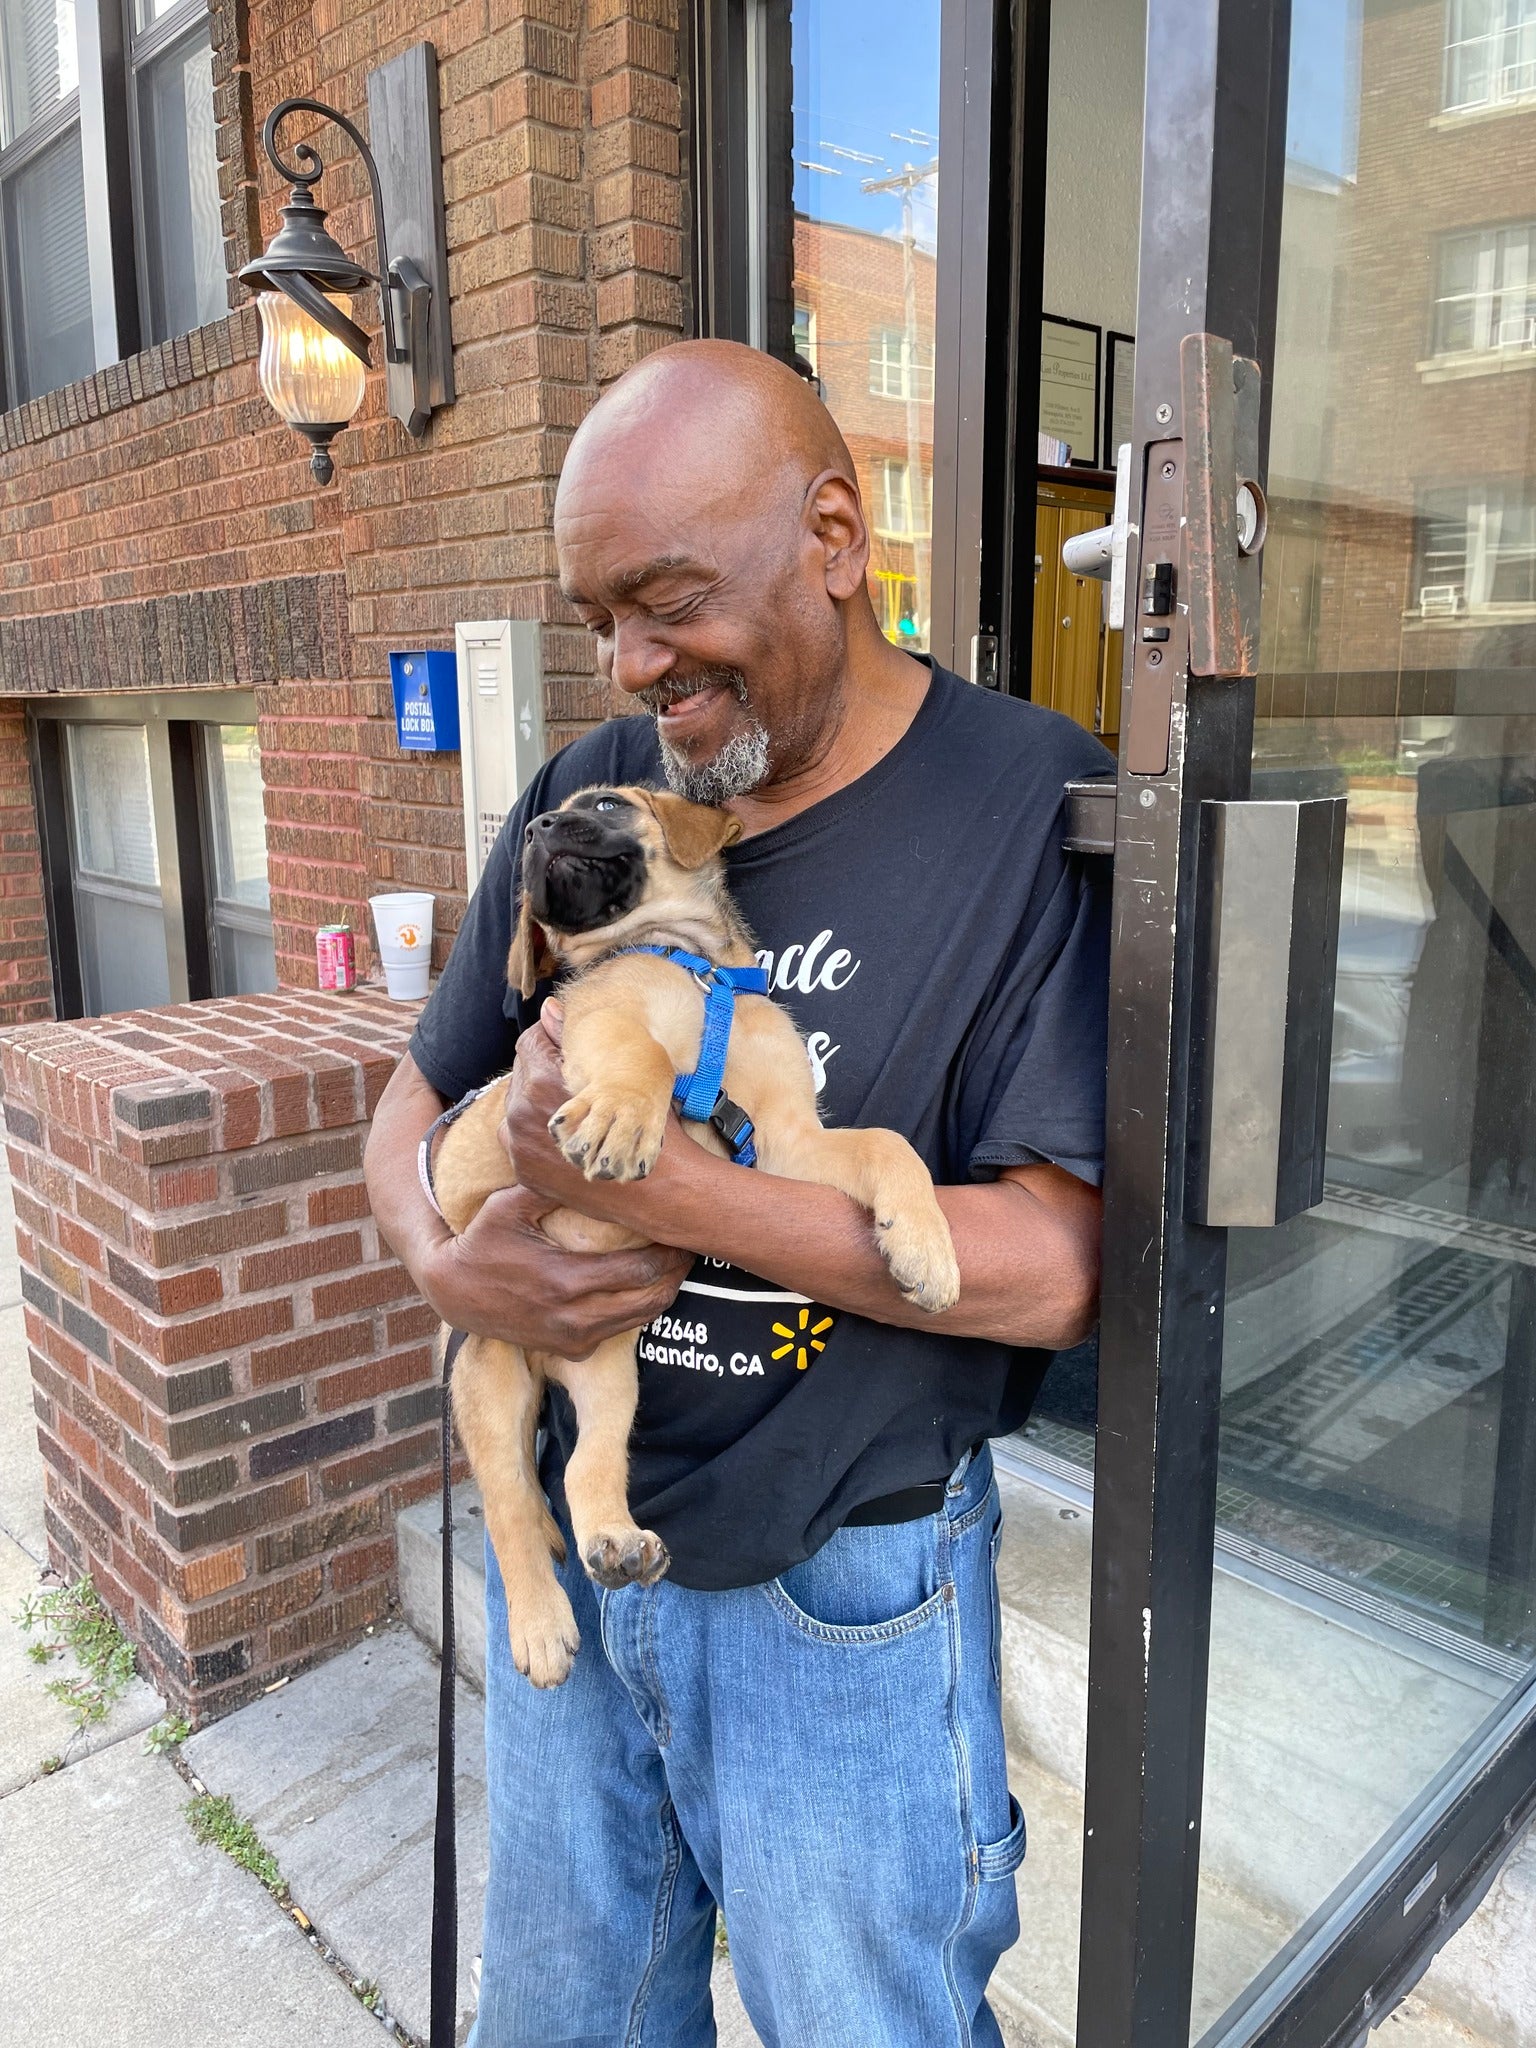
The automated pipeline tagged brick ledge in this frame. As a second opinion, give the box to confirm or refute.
[0,307,260,458]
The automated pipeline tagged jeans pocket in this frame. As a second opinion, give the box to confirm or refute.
[977,1794,1028,1881]
[766,1513,949,1643]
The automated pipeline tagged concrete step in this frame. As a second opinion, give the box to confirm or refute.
[399,1466,1531,2048]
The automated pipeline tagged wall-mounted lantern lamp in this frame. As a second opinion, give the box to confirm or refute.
[238,42,454,485]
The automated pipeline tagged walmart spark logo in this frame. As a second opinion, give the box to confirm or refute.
[771,1307,834,1371]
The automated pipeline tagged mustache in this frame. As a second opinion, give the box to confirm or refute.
[635,666,749,716]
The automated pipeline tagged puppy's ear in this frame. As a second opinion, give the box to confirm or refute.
[646,791,744,870]
[507,891,557,1000]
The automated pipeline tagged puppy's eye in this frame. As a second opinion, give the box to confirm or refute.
[594,796,621,811]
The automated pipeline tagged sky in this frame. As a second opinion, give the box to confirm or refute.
[1286,0,1362,181]
[791,0,942,252]
[790,0,1362,254]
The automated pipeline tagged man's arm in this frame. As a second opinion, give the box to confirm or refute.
[502,1017,1100,1351]
[365,1052,692,1358]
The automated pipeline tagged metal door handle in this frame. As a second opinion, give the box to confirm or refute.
[1189,796,1347,1227]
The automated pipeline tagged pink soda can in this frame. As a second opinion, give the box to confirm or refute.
[316,924,356,992]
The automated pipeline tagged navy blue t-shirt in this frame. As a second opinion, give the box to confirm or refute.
[411,662,1112,1588]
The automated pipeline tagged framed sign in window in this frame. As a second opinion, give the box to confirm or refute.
[1104,331,1135,469]
[1040,315,1101,469]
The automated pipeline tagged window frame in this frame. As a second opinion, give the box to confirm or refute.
[1432,221,1536,357]
[196,719,278,998]
[122,0,219,347]
[1417,479,1536,617]
[0,0,224,412]
[28,690,272,1016]
[0,9,90,408]
[1444,0,1536,113]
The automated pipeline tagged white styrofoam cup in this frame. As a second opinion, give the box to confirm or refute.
[369,892,435,1001]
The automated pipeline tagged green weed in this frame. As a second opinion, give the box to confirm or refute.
[15,1577,137,1727]
[144,1714,193,1755]
[185,1793,287,1900]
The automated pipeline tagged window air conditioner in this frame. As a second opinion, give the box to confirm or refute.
[1494,313,1536,349]
[1418,585,1465,617]
[1500,59,1536,98]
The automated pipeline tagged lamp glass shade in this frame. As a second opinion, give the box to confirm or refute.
[256,289,366,426]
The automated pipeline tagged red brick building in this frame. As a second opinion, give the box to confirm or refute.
[792,215,937,646]
[0,0,690,1717]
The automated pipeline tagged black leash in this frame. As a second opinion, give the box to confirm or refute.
[430,1332,458,2048]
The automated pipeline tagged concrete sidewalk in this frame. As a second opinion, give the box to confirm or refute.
[0,1151,768,2048]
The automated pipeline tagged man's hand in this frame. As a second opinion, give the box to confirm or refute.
[417,1182,689,1357]
[365,1040,689,1361]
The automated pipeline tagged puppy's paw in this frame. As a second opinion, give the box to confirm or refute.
[875,1210,962,1315]
[582,1525,671,1590]
[549,1088,668,1183]
[506,1586,581,1690]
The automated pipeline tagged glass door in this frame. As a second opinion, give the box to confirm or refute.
[1079,0,1536,2041]
[1191,0,1536,2033]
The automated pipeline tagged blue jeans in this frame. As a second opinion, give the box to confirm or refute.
[469,1443,1025,2048]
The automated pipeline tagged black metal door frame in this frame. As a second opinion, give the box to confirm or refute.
[1081,1,1536,2043]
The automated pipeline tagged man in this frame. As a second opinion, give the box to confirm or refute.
[365,339,1111,2047]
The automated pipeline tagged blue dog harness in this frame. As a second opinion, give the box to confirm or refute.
[619,945,768,1166]
[417,945,769,1216]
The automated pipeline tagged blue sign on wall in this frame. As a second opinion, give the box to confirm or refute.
[389,650,461,752]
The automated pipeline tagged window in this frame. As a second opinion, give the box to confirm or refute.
[792,300,817,378]
[0,0,92,400]
[202,723,277,995]
[868,323,934,402]
[32,694,276,1016]
[1418,483,1536,612]
[1433,223,1536,354]
[0,0,223,409]
[64,721,172,1013]
[872,456,931,538]
[1445,0,1536,111]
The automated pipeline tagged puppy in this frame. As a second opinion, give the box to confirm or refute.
[431,785,960,1688]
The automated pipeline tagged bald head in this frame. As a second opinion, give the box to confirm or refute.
[552,339,888,805]
[558,339,856,518]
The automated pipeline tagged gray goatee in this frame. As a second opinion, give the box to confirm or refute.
[638,667,771,804]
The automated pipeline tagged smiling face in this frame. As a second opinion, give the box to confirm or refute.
[509,784,747,996]
[553,342,872,804]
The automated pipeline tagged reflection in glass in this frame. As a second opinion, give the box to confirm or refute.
[4,124,92,401]
[203,724,276,995]
[64,726,171,1016]
[790,0,938,651]
[0,0,78,147]
[1193,0,1536,2029]
[139,23,225,341]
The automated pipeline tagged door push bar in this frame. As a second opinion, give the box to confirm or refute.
[1058,337,1344,1229]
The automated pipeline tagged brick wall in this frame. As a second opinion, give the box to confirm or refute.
[3,992,440,1720]
[0,0,689,1018]
[0,710,51,1027]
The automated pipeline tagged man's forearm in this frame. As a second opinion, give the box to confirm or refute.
[622,1141,1099,1349]
[364,1054,454,1287]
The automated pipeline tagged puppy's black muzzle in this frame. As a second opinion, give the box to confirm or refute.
[523,809,647,933]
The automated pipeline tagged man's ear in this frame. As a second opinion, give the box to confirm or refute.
[646,791,744,870]
[507,891,558,1000]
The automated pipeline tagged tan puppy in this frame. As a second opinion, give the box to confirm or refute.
[431,785,960,1688]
